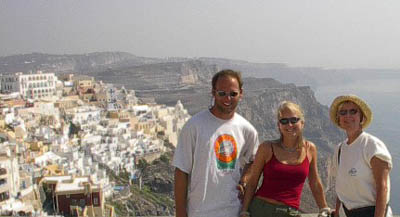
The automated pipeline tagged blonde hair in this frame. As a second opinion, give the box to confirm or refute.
[277,101,305,148]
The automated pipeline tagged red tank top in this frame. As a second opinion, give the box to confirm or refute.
[255,144,310,209]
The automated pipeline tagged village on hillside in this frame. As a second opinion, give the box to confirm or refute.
[0,71,191,216]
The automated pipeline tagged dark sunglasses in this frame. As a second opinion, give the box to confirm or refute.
[338,109,358,116]
[215,90,239,97]
[279,117,300,125]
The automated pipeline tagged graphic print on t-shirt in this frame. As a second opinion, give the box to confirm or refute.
[214,134,238,171]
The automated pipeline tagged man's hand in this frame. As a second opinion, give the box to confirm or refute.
[331,209,338,217]
[236,182,246,202]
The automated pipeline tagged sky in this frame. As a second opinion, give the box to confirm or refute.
[1,0,400,69]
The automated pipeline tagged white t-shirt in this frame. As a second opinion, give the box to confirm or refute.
[333,132,392,211]
[173,110,259,217]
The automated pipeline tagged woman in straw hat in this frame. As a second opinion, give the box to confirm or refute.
[329,95,392,217]
[240,101,331,217]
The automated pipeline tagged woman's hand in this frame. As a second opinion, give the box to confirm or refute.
[239,211,250,217]
[317,207,331,217]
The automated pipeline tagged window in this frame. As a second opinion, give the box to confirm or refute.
[0,191,10,201]
[93,197,99,205]
[71,199,77,205]
[0,179,6,186]
[79,199,85,207]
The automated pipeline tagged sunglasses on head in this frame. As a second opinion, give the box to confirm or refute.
[279,117,300,125]
[214,90,239,97]
[338,109,358,116]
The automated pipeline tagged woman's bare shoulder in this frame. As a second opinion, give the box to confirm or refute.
[306,140,317,151]
[259,139,279,152]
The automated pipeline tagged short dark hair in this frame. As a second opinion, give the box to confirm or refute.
[211,69,243,90]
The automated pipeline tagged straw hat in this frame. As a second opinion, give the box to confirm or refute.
[329,95,373,129]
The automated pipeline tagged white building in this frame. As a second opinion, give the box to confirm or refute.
[0,153,20,205]
[153,100,190,146]
[0,71,58,100]
[65,105,102,129]
[34,152,63,167]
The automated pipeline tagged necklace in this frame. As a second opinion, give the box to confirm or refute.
[280,143,298,153]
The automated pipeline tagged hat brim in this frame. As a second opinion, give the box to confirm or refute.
[329,95,373,129]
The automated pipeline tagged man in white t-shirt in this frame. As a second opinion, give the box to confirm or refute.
[173,69,259,217]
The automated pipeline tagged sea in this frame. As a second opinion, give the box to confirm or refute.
[314,78,400,213]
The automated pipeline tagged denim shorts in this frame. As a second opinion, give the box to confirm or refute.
[248,197,301,217]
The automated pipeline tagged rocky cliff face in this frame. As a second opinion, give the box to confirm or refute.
[239,77,343,151]
[94,60,217,91]
[0,52,165,74]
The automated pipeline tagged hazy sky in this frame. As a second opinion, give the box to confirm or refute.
[1,0,400,68]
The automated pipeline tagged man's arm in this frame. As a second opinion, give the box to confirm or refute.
[174,168,189,217]
[238,129,260,199]
[237,161,253,201]
[240,161,253,184]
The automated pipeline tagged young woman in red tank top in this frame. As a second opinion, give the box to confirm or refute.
[240,101,331,217]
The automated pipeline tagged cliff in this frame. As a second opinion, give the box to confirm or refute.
[95,60,216,90]
[0,52,165,74]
